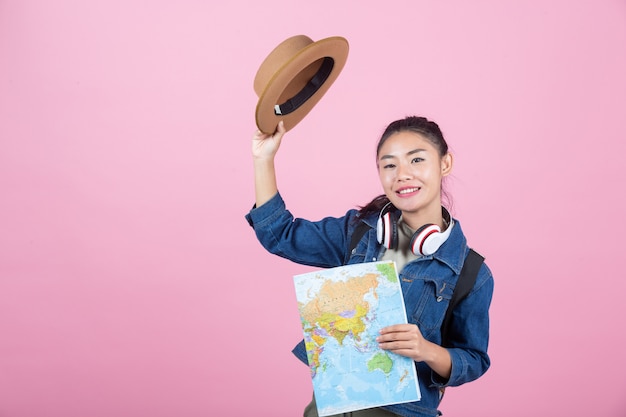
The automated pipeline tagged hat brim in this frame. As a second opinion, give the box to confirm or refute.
[255,37,349,134]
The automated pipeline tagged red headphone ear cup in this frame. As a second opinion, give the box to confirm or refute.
[377,211,398,249]
[376,215,384,245]
[410,224,441,255]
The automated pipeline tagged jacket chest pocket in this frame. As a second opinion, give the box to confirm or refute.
[402,275,455,341]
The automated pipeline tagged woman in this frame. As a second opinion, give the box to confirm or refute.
[245,116,493,417]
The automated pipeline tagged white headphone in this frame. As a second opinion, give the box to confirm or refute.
[376,202,452,256]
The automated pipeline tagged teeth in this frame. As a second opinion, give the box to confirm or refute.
[398,188,419,194]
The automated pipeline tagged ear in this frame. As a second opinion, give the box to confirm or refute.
[441,152,453,177]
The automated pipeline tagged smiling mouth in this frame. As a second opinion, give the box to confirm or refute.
[397,187,420,195]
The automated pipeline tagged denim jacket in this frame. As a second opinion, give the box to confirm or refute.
[245,192,493,417]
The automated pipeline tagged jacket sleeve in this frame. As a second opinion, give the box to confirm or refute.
[245,192,357,268]
[433,263,494,388]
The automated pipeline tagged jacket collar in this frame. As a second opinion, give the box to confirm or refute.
[431,218,468,275]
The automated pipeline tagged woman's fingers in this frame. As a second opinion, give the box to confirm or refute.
[252,121,287,158]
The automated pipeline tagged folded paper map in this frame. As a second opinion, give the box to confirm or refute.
[293,261,421,416]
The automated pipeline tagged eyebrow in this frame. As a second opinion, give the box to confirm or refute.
[379,148,427,160]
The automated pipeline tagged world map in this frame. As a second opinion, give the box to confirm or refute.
[293,261,421,416]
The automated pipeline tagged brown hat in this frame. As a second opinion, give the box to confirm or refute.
[253,35,349,134]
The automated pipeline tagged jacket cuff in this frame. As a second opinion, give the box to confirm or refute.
[430,348,465,388]
[244,192,284,227]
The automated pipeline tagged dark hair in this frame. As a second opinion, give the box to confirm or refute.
[358,116,452,217]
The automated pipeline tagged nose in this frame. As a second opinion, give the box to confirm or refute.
[396,162,412,181]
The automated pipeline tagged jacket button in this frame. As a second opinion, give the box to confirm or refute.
[436,296,443,302]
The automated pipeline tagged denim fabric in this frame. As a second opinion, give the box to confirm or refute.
[245,192,493,417]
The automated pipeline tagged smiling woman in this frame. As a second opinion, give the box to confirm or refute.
[246,116,494,417]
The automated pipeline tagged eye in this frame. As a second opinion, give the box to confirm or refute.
[411,157,424,164]
[383,163,396,169]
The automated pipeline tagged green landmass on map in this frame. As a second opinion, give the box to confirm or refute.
[376,262,398,283]
[367,352,394,375]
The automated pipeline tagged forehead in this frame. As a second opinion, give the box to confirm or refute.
[377,131,436,156]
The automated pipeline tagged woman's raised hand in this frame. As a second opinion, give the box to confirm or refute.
[252,120,286,160]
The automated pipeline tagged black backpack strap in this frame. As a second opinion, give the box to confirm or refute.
[347,221,371,258]
[441,248,484,347]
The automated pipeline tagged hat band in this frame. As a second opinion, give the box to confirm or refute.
[274,57,334,116]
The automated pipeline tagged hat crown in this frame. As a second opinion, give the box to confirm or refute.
[254,35,315,96]
[253,35,349,133]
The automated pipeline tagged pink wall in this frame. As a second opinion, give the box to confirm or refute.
[1,1,625,416]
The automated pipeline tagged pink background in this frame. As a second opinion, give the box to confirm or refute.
[1,1,625,416]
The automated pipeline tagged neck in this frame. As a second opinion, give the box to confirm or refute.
[402,205,447,231]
